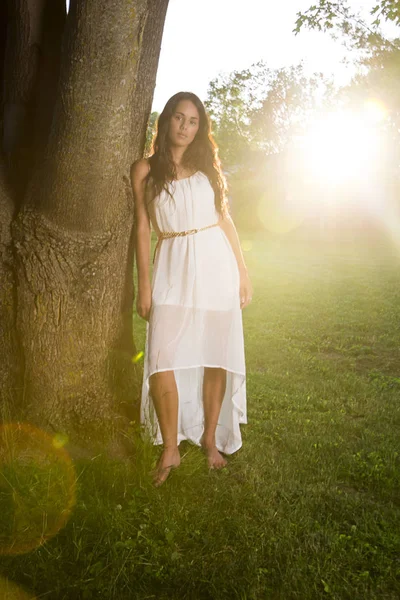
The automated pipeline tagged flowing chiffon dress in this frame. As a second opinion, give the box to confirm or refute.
[140,171,246,454]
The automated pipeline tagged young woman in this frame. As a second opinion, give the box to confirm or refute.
[131,92,252,486]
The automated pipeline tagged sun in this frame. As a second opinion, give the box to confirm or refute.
[299,99,388,189]
[256,98,390,234]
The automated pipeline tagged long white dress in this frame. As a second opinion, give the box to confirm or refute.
[140,171,246,454]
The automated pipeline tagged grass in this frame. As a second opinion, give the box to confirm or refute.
[1,231,400,599]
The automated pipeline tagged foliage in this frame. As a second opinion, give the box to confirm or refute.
[294,0,400,52]
[205,64,263,166]
[1,235,400,599]
[346,45,400,148]
[145,111,159,157]
[205,62,334,166]
[294,0,400,151]
[205,64,336,232]
[250,65,336,154]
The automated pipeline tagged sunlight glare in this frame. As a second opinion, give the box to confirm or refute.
[301,107,384,190]
[241,240,253,252]
[0,576,34,599]
[132,351,144,364]
[363,98,388,124]
[0,423,76,555]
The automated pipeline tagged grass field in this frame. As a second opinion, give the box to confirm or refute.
[1,232,400,599]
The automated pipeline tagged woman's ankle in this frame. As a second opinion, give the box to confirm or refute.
[200,433,216,449]
[162,444,179,452]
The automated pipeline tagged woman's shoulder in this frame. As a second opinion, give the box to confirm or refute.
[130,158,150,183]
[194,170,212,187]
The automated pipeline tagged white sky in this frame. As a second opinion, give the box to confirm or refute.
[152,0,398,111]
[64,1,399,113]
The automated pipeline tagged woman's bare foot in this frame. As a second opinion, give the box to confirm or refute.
[200,437,227,469]
[153,447,181,487]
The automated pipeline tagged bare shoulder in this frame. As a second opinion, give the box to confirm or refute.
[130,158,150,184]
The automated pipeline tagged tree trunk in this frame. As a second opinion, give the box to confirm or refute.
[3,0,48,198]
[0,2,8,115]
[33,0,66,158]
[0,165,18,417]
[0,0,169,455]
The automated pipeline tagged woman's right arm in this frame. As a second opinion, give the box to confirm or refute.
[131,158,152,321]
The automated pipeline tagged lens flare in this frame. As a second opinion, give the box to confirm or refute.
[0,423,76,555]
[257,193,306,234]
[300,106,384,187]
[52,432,69,449]
[241,240,253,252]
[364,98,387,123]
[132,351,144,364]
[0,576,34,599]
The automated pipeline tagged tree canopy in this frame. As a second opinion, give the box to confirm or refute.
[294,0,400,52]
[205,62,334,167]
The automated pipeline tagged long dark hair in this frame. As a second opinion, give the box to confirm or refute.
[148,92,228,216]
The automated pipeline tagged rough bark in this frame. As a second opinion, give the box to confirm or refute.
[32,0,155,231]
[12,207,137,446]
[33,0,66,158]
[3,0,47,198]
[0,165,18,416]
[0,2,8,114]
[0,0,65,421]
[119,0,170,429]
[0,5,14,418]
[9,0,169,453]
[128,0,170,161]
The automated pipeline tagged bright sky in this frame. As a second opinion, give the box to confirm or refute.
[152,0,396,112]
[64,0,398,113]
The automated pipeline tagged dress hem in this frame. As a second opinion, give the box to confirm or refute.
[146,364,247,426]
[141,363,247,454]
[147,364,246,379]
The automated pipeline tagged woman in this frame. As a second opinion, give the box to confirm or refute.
[131,92,252,486]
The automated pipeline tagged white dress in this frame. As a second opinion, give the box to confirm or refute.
[140,171,246,454]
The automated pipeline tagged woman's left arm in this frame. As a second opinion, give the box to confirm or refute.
[219,214,253,309]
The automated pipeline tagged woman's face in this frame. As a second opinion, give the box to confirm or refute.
[168,100,200,148]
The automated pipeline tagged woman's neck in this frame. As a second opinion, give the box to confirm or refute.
[169,145,185,168]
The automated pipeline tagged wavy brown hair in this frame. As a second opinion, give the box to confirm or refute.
[148,92,228,216]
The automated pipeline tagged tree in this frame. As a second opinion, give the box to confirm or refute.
[294,0,400,164]
[205,62,334,164]
[0,0,169,455]
[347,47,400,141]
[249,65,336,154]
[205,65,262,166]
[294,0,400,52]
[205,62,335,233]
[145,110,159,156]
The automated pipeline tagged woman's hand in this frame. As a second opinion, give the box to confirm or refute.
[136,287,152,321]
[239,269,253,310]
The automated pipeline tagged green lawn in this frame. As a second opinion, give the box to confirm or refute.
[1,233,400,599]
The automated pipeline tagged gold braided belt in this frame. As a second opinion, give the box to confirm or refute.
[153,222,219,262]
